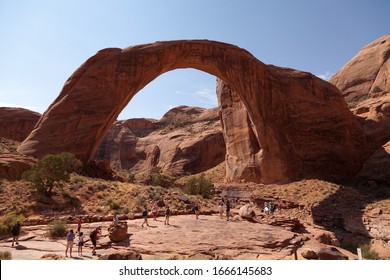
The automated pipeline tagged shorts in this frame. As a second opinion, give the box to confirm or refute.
[66,241,73,248]
[77,241,84,247]
[91,239,97,247]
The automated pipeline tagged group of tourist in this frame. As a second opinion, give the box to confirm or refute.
[141,203,171,227]
[65,217,101,258]
[9,197,240,258]
[264,201,278,215]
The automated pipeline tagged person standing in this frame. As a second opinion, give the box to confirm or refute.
[151,202,158,221]
[90,226,101,256]
[11,220,21,246]
[164,206,171,225]
[76,216,82,233]
[77,232,84,256]
[65,229,75,258]
[113,215,119,226]
[218,202,224,219]
[226,199,231,221]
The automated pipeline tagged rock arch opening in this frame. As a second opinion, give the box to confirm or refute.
[18,40,366,184]
[95,68,225,176]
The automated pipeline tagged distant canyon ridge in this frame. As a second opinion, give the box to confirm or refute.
[1,35,390,184]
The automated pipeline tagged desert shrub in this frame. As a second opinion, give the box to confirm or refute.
[128,173,136,183]
[184,173,214,199]
[135,195,146,208]
[22,152,82,197]
[47,219,67,238]
[372,86,382,93]
[109,200,120,210]
[0,251,12,260]
[361,244,380,260]
[0,213,26,236]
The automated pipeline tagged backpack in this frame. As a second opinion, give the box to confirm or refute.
[142,209,148,217]
[89,230,95,239]
[11,223,20,234]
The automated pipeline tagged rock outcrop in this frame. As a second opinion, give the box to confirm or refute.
[352,93,390,155]
[0,107,41,142]
[329,34,390,104]
[95,106,225,175]
[0,153,37,180]
[18,40,366,183]
[358,140,390,183]
[329,34,390,182]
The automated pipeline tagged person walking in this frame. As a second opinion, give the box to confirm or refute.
[193,203,200,219]
[141,206,149,227]
[65,229,75,258]
[11,220,21,246]
[77,232,84,256]
[164,206,171,225]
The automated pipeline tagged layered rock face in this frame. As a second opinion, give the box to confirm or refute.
[329,34,390,183]
[0,107,41,142]
[0,154,36,180]
[95,106,225,175]
[329,34,390,103]
[18,40,366,183]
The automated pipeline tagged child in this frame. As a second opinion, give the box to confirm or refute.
[77,232,84,256]
[141,206,149,227]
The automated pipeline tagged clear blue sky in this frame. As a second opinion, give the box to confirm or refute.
[0,0,389,120]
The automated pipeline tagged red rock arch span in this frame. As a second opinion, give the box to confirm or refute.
[18,40,366,183]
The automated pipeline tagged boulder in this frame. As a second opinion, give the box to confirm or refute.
[317,247,349,260]
[301,248,318,260]
[99,251,142,260]
[40,254,65,260]
[238,204,256,219]
[108,222,128,242]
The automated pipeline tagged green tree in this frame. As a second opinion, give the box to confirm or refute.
[184,173,214,199]
[22,152,82,197]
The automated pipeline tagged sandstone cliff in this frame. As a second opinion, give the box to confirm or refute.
[94,106,226,176]
[329,34,390,105]
[0,107,41,142]
[329,34,390,183]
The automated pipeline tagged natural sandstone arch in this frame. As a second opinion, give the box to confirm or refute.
[18,40,366,183]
